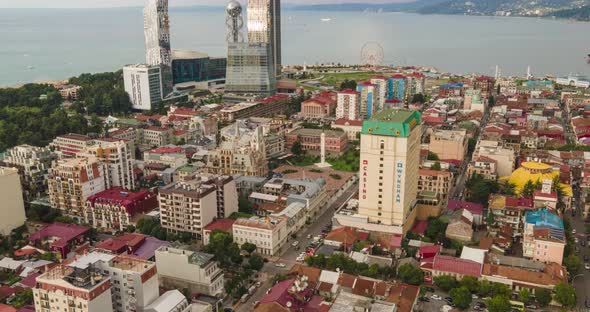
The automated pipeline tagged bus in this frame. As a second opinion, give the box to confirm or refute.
[509,300,525,312]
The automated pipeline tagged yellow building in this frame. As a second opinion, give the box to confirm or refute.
[505,162,572,197]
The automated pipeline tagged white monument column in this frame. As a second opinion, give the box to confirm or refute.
[315,131,332,168]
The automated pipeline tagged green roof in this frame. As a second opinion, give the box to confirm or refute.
[189,251,214,266]
[361,109,421,137]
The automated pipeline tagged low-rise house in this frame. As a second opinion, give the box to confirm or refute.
[445,209,474,242]
[202,218,235,245]
[488,195,534,235]
[467,156,498,180]
[420,254,483,280]
[323,227,369,251]
[481,262,566,294]
[446,200,484,226]
[232,216,288,256]
[28,223,89,259]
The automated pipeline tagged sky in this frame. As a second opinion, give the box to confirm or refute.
[0,0,414,8]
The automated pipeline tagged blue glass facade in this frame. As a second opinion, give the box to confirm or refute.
[387,77,405,101]
[172,57,227,84]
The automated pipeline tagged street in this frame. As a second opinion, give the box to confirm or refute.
[230,181,358,312]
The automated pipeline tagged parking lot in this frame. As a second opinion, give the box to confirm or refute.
[414,289,490,312]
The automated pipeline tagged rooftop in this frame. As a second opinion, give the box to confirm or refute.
[362,109,421,138]
[29,223,89,248]
[525,208,564,230]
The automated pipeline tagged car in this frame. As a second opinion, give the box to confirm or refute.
[223,309,235,312]
[430,294,442,300]
[573,229,577,234]
[418,297,430,302]
[525,304,537,310]
[292,241,300,247]
[473,306,481,311]
[445,296,452,302]
[275,263,286,268]
[472,294,479,299]
[585,263,590,270]
[255,281,261,287]
[423,287,435,292]
[575,237,579,244]
[307,234,312,239]
[584,255,589,262]
[477,302,487,308]
[296,256,305,262]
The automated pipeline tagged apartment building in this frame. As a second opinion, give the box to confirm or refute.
[86,187,158,232]
[202,175,239,218]
[232,216,288,256]
[336,89,360,120]
[33,263,113,312]
[143,146,188,169]
[332,118,363,141]
[467,156,498,180]
[1,144,53,199]
[158,180,218,240]
[48,157,106,221]
[428,129,468,161]
[81,139,136,190]
[142,127,174,148]
[523,209,565,265]
[417,169,453,200]
[0,167,26,236]
[50,133,94,158]
[488,195,534,235]
[473,140,516,177]
[155,246,224,296]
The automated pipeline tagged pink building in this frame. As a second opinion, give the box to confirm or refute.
[300,91,337,119]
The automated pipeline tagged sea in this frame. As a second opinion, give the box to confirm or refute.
[1,7,590,87]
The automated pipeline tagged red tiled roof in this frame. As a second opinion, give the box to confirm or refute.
[338,89,359,95]
[447,200,484,215]
[390,74,406,79]
[333,118,363,127]
[149,146,182,154]
[0,304,16,312]
[324,227,369,247]
[505,197,533,209]
[204,219,235,232]
[533,190,557,199]
[29,223,89,249]
[411,221,428,234]
[419,245,440,258]
[87,187,157,215]
[433,255,482,277]
[135,114,164,121]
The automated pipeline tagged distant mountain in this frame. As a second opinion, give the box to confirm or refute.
[287,1,446,12]
[288,0,590,20]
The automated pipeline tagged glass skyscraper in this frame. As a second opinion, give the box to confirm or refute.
[144,0,173,97]
[247,0,281,78]
[224,43,276,97]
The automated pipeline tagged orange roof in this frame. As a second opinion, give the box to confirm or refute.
[482,263,566,286]
[386,283,420,312]
[324,227,369,247]
[288,264,321,285]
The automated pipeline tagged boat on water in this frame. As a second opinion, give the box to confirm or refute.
[587,54,590,63]
[321,18,332,22]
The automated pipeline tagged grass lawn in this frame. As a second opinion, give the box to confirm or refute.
[322,71,377,87]
[327,148,360,172]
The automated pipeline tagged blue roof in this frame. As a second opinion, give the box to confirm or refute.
[440,82,463,89]
[525,208,563,230]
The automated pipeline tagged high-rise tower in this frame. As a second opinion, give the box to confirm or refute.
[247,0,281,78]
[226,0,245,43]
[358,109,421,234]
[144,0,173,97]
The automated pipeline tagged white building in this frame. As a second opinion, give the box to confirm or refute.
[1,144,52,198]
[144,290,191,312]
[158,180,218,240]
[336,89,360,120]
[0,167,26,236]
[123,64,163,111]
[232,215,288,256]
[155,246,224,296]
[370,76,388,112]
[81,139,136,190]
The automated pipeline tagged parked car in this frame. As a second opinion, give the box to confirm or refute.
[423,287,435,292]
[584,255,589,262]
[419,297,430,302]
[292,241,300,247]
[275,263,286,268]
[585,263,590,270]
[430,295,442,300]
[472,294,479,299]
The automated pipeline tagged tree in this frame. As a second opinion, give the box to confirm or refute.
[431,161,442,171]
[202,230,242,269]
[238,195,253,214]
[521,180,536,198]
[486,295,511,312]
[424,217,448,243]
[499,181,516,196]
[535,288,552,307]
[397,263,424,286]
[433,275,458,292]
[427,151,440,161]
[450,286,472,310]
[477,281,493,297]
[248,254,264,271]
[518,288,531,304]
[241,242,257,255]
[486,211,496,227]
[460,276,480,293]
[564,254,582,277]
[291,141,303,156]
[554,283,576,308]
[126,225,136,233]
[339,79,357,91]
[411,93,426,103]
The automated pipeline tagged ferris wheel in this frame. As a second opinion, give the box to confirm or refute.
[360,42,384,66]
